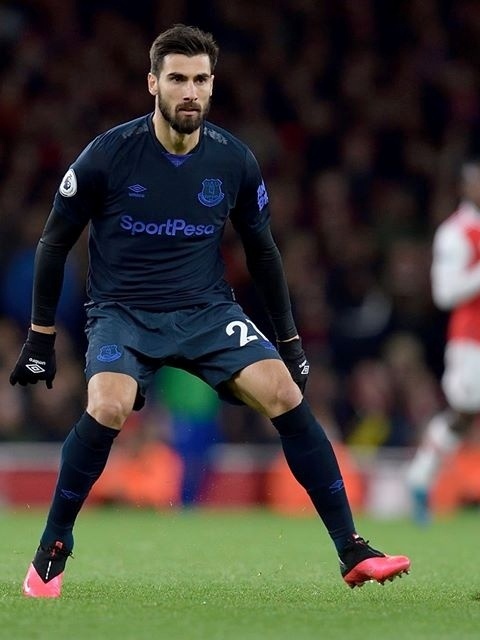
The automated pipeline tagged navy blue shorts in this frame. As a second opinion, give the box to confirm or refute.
[84,301,282,410]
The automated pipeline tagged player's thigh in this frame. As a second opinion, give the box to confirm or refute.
[87,371,138,418]
[227,359,302,418]
[442,341,480,413]
[178,301,283,396]
[85,303,159,411]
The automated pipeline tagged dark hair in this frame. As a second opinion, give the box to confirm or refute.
[149,24,219,76]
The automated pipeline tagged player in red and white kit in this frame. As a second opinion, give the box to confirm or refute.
[407,159,480,522]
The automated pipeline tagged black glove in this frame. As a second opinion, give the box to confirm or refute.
[10,329,56,389]
[277,338,310,393]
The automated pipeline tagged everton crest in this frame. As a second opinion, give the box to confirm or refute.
[198,178,225,207]
[97,344,123,362]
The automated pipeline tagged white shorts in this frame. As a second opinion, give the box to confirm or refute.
[442,341,480,412]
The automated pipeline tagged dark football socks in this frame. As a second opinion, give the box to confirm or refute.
[40,412,119,551]
[271,400,356,552]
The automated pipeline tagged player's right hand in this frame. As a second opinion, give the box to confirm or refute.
[9,329,56,389]
[277,337,310,394]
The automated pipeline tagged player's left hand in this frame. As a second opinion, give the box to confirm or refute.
[277,338,310,394]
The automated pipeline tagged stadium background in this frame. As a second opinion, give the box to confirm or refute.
[1,0,480,515]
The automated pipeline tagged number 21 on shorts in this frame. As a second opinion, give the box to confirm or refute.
[226,319,268,347]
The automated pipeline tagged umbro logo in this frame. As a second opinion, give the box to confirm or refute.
[329,479,345,494]
[26,363,46,374]
[128,184,147,198]
[299,359,310,375]
[60,489,82,500]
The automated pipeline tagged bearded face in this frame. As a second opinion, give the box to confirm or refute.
[157,91,211,134]
[148,53,214,137]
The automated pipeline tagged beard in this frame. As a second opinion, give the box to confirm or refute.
[158,94,210,134]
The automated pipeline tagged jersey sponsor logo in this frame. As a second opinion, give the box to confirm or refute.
[97,344,123,362]
[128,184,147,198]
[257,180,269,211]
[59,168,77,197]
[120,215,216,237]
[198,178,225,207]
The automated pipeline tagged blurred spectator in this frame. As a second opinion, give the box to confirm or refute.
[342,359,411,448]
[90,410,185,510]
[0,318,25,440]
[1,210,86,340]
[382,332,443,442]
[154,368,222,505]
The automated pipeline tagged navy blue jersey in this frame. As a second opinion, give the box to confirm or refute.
[53,114,271,310]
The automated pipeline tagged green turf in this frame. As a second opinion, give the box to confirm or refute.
[1,506,479,639]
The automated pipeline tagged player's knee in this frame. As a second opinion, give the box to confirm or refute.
[87,397,131,429]
[266,379,302,418]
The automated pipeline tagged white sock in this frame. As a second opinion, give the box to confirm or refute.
[406,411,461,491]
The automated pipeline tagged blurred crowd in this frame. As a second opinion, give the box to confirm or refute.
[1,0,479,457]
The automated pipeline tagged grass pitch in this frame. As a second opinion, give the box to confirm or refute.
[1,506,479,639]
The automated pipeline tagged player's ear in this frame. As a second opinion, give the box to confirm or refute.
[148,72,158,96]
[210,74,214,97]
